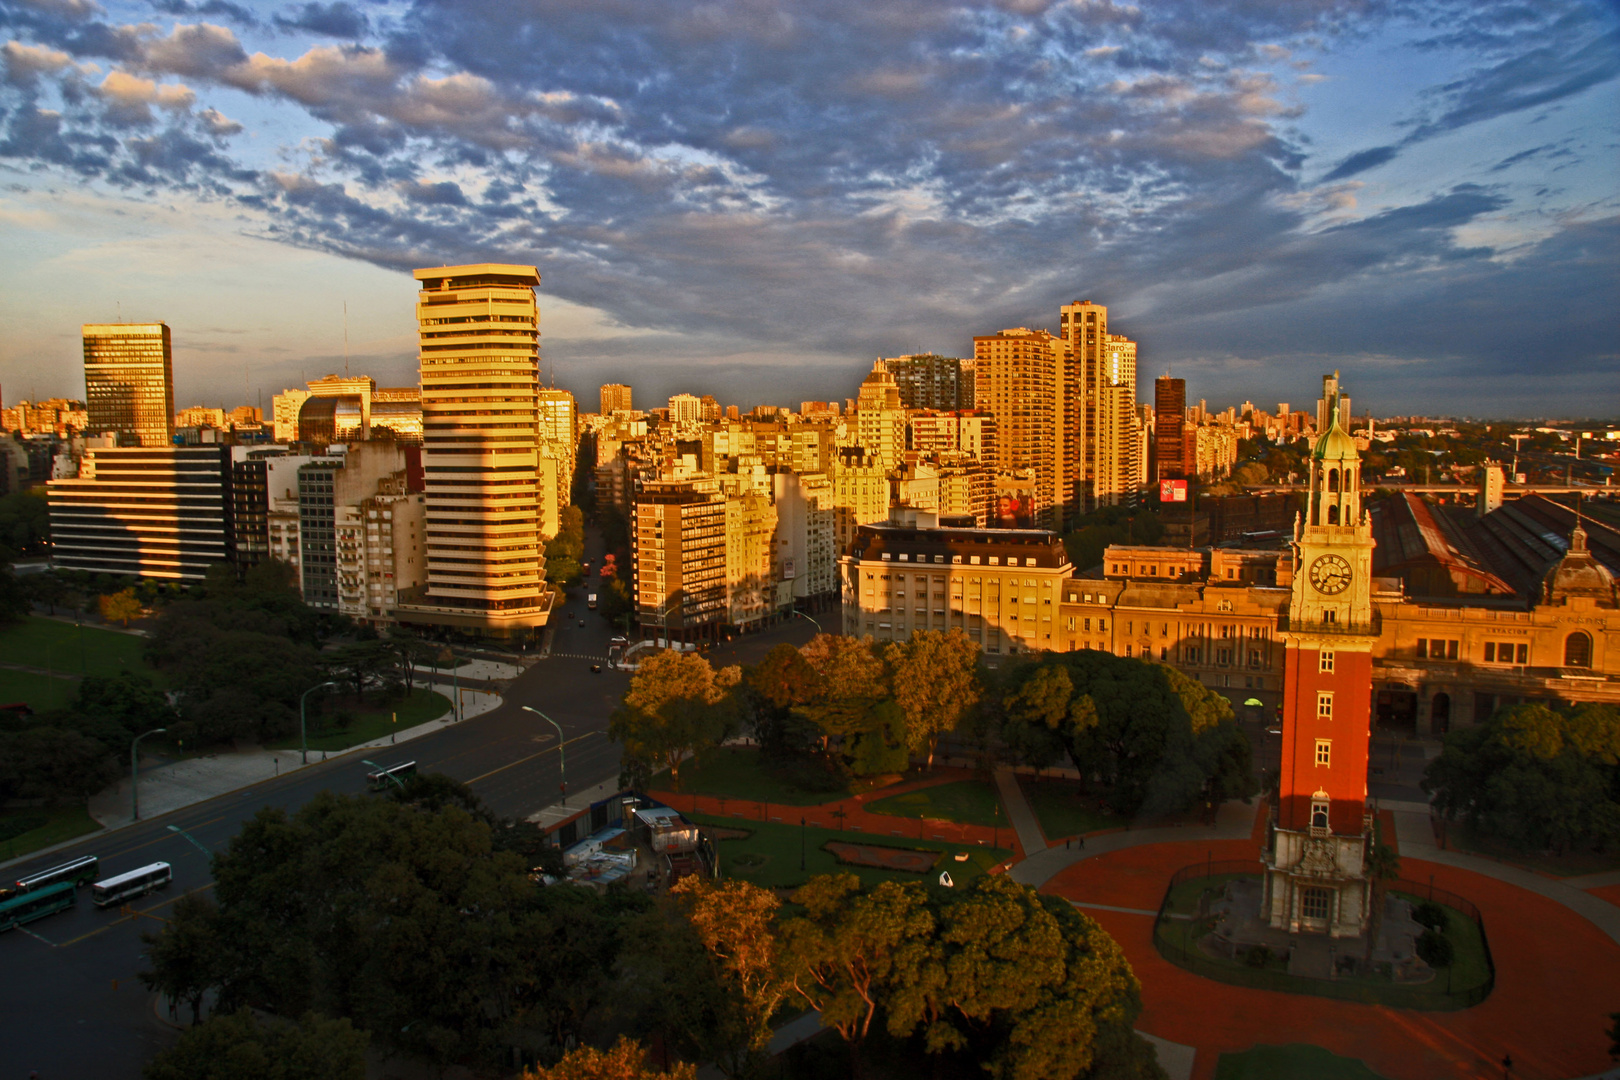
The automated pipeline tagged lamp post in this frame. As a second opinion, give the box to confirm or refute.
[800,816,807,871]
[793,610,822,635]
[300,681,337,765]
[166,824,211,858]
[361,759,408,792]
[131,727,167,822]
[521,706,567,804]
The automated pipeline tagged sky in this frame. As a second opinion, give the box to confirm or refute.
[0,0,1615,420]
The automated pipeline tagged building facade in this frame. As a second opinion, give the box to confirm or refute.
[632,475,727,638]
[972,327,1070,529]
[600,383,633,415]
[82,322,174,448]
[884,354,974,410]
[840,511,1075,654]
[47,444,232,580]
[396,263,550,638]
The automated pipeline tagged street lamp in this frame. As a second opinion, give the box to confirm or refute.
[521,706,567,804]
[131,727,167,822]
[300,681,337,765]
[800,816,807,871]
[361,759,407,792]
[793,610,822,635]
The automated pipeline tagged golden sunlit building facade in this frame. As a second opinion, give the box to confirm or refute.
[82,322,174,448]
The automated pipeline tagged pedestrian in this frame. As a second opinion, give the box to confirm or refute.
[1078,835,1085,850]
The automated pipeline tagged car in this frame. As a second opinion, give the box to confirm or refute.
[590,664,602,674]
[610,636,628,646]
[579,620,586,628]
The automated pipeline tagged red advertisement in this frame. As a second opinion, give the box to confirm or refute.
[1160,479,1189,503]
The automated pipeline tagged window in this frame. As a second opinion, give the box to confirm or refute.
[1565,631,1592,667]
[1301,886,1332,921]
[1317,693,1333,721]
[1324,610,1337,624]
[1315,739,1331,767]
[1310,799,1329,832]
[1083,618,1091,631]
[1098,619,1106,632]
[1319,651,1334,673]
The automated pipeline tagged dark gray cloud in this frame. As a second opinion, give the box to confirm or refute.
[273,2,367,39]
[0,0,1615,415]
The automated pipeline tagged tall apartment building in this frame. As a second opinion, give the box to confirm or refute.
[830,450,890,556]
[537,387,577,513]
[853,362,906,471]
[600,383,633,415]
[725,490,778,629]
[1060,301,1139,509]
[1153,375,1189,482]
[972,327,1069,529]
[907,411,997,460]
[334,476,426,623]
[82,322,175,448]
[884,354,975,410]
[48,444,232,580]
[773,470,837,607]
[396,264,549,638]
[632,475,727,638]
[668,393,702,425]
[296,443,416,611]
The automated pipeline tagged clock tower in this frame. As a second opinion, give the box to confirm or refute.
[1261,374,1379,938]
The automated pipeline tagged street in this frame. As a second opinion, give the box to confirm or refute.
[0,543,825,1078]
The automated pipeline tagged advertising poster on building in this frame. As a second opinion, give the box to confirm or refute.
[1160,478,1189,503]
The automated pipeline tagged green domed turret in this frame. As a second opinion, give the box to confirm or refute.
[1312,399,1358,462]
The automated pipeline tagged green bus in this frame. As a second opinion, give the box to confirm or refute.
[366,761,418,792]
[0,881,76,932]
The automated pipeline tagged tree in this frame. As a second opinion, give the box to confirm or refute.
[524,1038,696,1080]
[609,651,738,790]
[1424,702,1620,854]
[887,874,1161,1080]
[0,488,49,558]
[141,894,225,1026]
[74,670,177,741]
[670,876,789,1077]
[794,634,890,750]
[0,725,120,805]
[885,629,980,767]
[779,874,935,1073]
[0,562,28,626]
[743,643,824,759]
[324,638,393,701]
[142,1009,368,1080]
[100,587,143,625]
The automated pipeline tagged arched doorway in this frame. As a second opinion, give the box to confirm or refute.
[1431,692,1451,736]
[1564,631,1592,668]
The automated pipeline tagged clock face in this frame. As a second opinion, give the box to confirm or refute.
[1309,554,1352,595]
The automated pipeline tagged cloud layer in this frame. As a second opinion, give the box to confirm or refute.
[0,0,1616,414]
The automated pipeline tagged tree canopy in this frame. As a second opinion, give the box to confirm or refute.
[141,1010,368,1080]
[1424,701,1620,853]
[610,651,741,790]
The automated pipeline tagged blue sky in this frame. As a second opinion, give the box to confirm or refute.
[0,0,1615,418]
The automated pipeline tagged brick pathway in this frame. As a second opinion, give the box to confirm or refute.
[649,767,1027,859]
[1041,836,1620,1080]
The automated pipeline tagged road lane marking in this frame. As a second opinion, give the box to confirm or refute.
[57,882,217,948]
[464,730,605,786]
[94,815,227,863]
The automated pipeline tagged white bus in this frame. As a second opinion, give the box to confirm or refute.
[91,862,172,908]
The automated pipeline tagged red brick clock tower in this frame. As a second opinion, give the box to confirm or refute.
[1262,376,1378,938]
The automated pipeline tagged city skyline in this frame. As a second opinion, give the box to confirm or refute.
[0,1,1615,418]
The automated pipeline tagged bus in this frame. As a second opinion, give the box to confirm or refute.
[7,855,99,900]
[91,862,172,909]
[587,593,598,609]
[366,761,418,792]
[0,881,76,932]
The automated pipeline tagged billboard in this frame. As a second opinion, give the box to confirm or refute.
[1160,479,1189,503]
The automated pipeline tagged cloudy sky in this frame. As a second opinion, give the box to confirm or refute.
[0,0,1615,418]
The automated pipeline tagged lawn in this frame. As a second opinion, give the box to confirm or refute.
[1215,1044,1390,1080]
[268,689,452,752]
[652,746,901,807]
[0,668,78,712]
[689,811,1013,891]
[0,804,103,862]
[0,616,160,684]
[1017,776,1126,841]
[866,780,1005,828]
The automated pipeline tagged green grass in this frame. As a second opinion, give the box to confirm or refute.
[0,616,160,684]
[1018,776,1126,841]
[0,668,78,712]
[1389,892,1492,996]
[653,746,900,807]
[1215,1044,1390,1080]
[866,780,1006,828]
[691,811,1013,891]
[1161,872,1259,917]
[0,805,103,862]
[267,689,452,752]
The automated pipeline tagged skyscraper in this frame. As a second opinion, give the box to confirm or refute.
[853,361,907,471]
[1060,301,1139,510]
[600,383,633,415]
[397,264,549,638]
[1154,375,1187,482]
[972,327,1069,529]
[82,322,174,447]
[883,354,974,410]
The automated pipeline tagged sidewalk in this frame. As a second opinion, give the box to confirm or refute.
[993,765,1048,854]
[2,683,502,871]
[1010,798,1261,890]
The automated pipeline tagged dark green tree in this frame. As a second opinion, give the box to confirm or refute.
[141,1009,368,1080]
